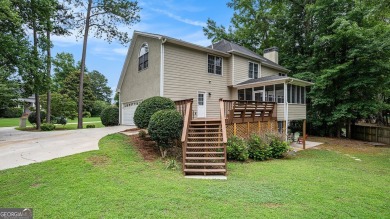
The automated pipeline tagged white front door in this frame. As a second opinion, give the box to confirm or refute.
[197,92,206,118]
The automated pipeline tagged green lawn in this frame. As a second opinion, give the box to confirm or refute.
[0,135,388,218]
[15,122,104,131]
[0,117,101,127]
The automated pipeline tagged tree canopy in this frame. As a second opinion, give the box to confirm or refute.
[204,0,390,136]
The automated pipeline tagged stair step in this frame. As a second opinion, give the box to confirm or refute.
[190,123,220,125]
[188,136,222,139]
[186,151,224,155]
[184,168,226,173]
[188,132,223,135]
[185,163,225,166]
[187,141,224,144]
[186,146,225,149]
[186,157,225,160]
[189,128,221,130]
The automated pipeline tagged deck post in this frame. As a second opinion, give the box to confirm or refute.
[258,121,260,134]
[247,122,250,137]
[233,123,237,136]
[303,119,306,149]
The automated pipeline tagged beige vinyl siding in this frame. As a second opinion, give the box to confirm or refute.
[120,36,161,103]
[277,104,306,121]
[164,43,231,118]
[233,55,251,84]
[262,66,280,77]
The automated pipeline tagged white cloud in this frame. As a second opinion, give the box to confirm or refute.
[113,48,128,56]
[151,8,206,27]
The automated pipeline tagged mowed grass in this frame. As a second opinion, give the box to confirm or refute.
[0,117,101,127]
[0,135,389,218]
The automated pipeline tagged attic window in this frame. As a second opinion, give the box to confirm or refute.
[138,43,149,71]
[208,55,222,75]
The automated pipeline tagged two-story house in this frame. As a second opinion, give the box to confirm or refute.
[117,31,313,132]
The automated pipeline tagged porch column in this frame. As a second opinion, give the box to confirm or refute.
[303,119,306,149]
[284,82,288,141]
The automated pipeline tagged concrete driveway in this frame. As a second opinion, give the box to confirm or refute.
[0,126,129,170]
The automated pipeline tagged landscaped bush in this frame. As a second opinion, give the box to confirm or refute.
[86,124,95,128]
[226,136,249,161]
[91,100,110,117]
[247,134,272,161]
[40,123,56,131]
[100,106,119,126]
[28,111,46,126]
[134,96,175,129]
[148,109,183,158]
[1,107,23,118]
[83,111,91,118]
[54,116,67,126]
[269,136,290,158]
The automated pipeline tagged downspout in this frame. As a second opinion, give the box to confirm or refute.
[118,91,121,124]
[160,38,167,96]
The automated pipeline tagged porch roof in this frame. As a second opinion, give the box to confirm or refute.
[233,75,314,89]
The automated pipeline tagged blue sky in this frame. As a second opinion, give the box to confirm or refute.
[51,0,233,97]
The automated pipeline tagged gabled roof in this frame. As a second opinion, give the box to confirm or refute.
[234,75,314,88]
[210,39,289,72]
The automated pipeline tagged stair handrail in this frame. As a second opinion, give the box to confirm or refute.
[219,99,227,143]
[180,99,193,143]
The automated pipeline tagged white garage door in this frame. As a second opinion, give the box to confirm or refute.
[122,100,141,126]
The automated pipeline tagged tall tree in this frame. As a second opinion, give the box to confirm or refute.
[204,0,390,136]
[66,0,140,128]
[88,70,112,103]
[52,52,77,90]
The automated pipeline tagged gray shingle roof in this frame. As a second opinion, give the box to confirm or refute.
[210,39,288,71]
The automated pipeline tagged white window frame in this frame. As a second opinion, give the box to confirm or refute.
[138,42,149,72]
[248,61,259,79]
[207,54,223,76]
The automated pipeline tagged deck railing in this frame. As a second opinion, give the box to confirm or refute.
[220,99,277,124]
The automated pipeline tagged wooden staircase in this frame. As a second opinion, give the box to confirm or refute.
[183,119,227,175]
[176,99,228,176]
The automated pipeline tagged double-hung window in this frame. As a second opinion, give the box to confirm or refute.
[249,62,259,79]
[208,55,222,75]
[138,43,149,71]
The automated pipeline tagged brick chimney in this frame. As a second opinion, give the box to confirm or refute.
[263,47,279,64]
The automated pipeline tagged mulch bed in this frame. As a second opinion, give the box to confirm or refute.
[129,135,160,161]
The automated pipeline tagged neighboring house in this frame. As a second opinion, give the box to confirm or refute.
[117,31,313,132]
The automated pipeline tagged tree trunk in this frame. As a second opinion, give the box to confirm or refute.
[46,29,51,123]
[78,0,92,129]
[32,9,41,130]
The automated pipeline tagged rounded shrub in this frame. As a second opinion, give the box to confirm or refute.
[247,134,272,161]
[148,109,183,157]
[54,116,67,125]
[100,106,119,126]
[86,124,96,128]
[83,111,91,118]
[226,136,249,161]
[41,123,56,131]
[28,111,46,126]
[269,138,290,158]
[134,96,175,129]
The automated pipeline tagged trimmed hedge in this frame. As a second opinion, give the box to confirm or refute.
[134,96,175,129]
[86,124,96,128]
[226,136,249,161]
[148,109,183,155]
[1,107,23,118]
[28,111,46,126]
[54,116,67,125]
[100,106,119,126]
[269,137,290,158]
